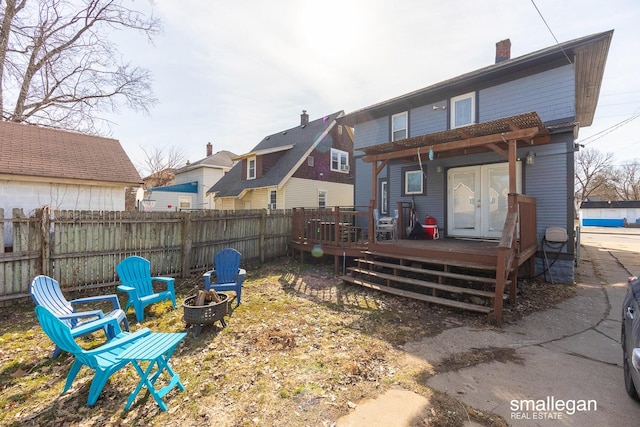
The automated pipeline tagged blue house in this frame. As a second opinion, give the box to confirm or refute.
[336,31,613,288]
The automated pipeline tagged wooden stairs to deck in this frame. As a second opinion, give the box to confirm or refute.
[340,250,512,316]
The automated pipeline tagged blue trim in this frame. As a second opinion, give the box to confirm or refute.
[150,182,198,193]
[582,218,624,227]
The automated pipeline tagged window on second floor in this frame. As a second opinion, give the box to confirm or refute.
[331,148,349,173]
[247,157,256,180]
[451,92,476,128]
[392,111,408,141]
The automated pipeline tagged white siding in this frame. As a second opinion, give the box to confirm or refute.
[284,177,354,208]
[0,179,125,215]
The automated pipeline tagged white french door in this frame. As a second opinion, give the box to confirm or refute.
[447,162,521,238]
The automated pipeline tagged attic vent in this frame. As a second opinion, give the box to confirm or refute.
[301,124,306,129]
[337,125,343,135]
[265,136,270,140]
[282,131,287,135]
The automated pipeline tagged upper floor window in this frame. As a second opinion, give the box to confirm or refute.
[247,157,256,180]
[451,92,476,128]
[331,148,349,173]
[392,111,408,141]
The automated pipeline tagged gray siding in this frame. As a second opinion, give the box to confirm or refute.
[523,133,574,242]
[354,154,373,209]
[410,102,448,137]
[480,65,575,123]
[354,117,389,150]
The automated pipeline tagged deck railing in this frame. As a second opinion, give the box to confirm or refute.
[291,206,370,247]
[493,193,537,325]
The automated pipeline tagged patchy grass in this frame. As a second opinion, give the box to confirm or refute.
[0,257,574,426]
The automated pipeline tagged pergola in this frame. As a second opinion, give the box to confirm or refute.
[359,112,552,207]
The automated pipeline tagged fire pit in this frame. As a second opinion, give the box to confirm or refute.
[183,293,228,337]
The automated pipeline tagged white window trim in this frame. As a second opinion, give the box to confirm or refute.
[330,148,349,173]
[318,189,327,208]
[391,111,408,141]
[247,156,256,180]
[450,92,476,129]
[405,170,424,195]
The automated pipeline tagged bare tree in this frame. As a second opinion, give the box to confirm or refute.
[139,144,187,187]
[612,161,640,201]
[575,146,615,208]
[0,0,159,134]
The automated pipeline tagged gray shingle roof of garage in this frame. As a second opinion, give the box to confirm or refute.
[208,111,343,197]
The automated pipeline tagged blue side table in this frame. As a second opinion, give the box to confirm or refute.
[117,332,186,411]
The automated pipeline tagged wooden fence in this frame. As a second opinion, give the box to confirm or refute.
[0,208,292,301]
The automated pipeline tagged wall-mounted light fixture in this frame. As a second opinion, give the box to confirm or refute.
[526,152,536,165]
[435,165,443,173]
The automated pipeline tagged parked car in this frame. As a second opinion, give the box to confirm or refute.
[622,276,640,400]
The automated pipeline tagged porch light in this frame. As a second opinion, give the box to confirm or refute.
[526,152,536,165]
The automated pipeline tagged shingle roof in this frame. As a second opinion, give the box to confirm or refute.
[340,30,613,128]
[0,121,142,185]
[178,150,236,172]
[208,111,343,197]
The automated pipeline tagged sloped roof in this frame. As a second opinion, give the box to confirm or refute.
[150,182,198,193]
[209,111,343,197]
[178,150,236,173]
[0,121,141,185]
[580,200,640,209]
[340,30,613,129]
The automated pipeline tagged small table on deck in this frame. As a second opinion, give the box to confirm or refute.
[117,332,187,411]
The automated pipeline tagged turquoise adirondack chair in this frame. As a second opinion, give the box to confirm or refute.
[30,275,129,358]
[34,305,151,407]
[203,248,246,305]
[116,256,177,322]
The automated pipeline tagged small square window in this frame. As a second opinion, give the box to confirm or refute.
[392,112,408,141]
[404,170,424,195]
[451,92,476,128]
[307,156,314,167]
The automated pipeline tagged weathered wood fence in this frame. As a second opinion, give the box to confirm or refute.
[0,208,292,301]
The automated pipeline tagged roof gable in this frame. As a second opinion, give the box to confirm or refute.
[0,121,141,185]
[209,111,343,197]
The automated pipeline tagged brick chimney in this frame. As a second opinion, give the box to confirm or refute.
[301,110,309,126]
[206,142,213,156]
[495,39,511,63]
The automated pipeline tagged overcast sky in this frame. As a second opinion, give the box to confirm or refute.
[109,0,640,172]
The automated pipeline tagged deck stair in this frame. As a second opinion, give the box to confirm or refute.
[340,250,512,316]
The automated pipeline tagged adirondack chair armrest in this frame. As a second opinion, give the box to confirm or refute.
[117,285,136,293]
[203,269,246,285]
[58,309,104,321]
[85,327,152,355]
[68,313,122,337]
[151,276,175,292]
[70,294,122,310]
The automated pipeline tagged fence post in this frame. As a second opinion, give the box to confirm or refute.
[40,207,51,276]
[259,209,266,263]
[181,211,192,278]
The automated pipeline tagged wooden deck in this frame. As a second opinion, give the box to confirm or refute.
[290,197,536,326]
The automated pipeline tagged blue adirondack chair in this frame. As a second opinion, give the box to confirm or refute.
[203,248,246,305]
[34,305,151,407]
[116,256,177,322]
[30,275,130,358]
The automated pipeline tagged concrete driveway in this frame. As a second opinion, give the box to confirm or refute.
[338,227,640,426]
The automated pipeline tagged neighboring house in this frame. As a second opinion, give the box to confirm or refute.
[208,111,354,210]
[146,143,235,211]
[339,31,613,283]
[580,200,640,227]
[0,121,142,247]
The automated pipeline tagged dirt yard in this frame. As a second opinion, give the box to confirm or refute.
[0,257,575,426]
